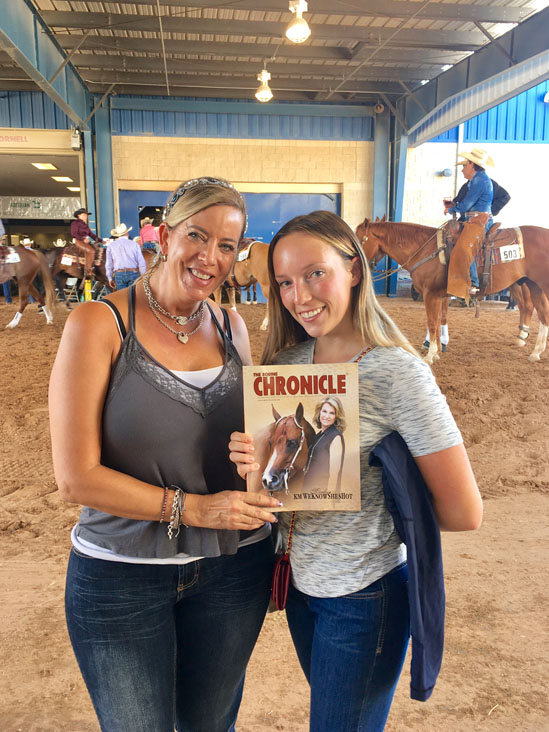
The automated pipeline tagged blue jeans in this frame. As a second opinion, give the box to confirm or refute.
[114,269,140,290]
[2,280,11,303]
[66,537,274,732]
[286,563,409,732]
[469,260,479,288]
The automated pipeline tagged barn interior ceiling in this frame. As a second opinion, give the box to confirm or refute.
[0,0,545,105]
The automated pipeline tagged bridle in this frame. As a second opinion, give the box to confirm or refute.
[270,415,305,493]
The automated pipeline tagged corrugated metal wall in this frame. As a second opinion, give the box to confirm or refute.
[0,91,71,129]
[464,79,549,143]
[110,103,373,141]
[430,80,549,143]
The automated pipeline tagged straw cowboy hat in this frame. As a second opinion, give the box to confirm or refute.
[140,217,154,226]
[110,223,133,238]
[456,148,495,168]
[22,237,33,245]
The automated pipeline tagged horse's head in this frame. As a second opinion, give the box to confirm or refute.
[262,403,314,493]
[355,216,387,267]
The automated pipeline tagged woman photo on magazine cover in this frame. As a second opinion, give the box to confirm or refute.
[304,396,346,492]
[229,210,482,732]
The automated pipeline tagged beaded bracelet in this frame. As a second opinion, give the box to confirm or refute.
[159,486,169,523]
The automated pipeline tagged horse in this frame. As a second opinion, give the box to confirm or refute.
[249,403,316,495]
[356,218,549,363]
[43,245,110,300]
[0,246,55,328]
[213,239,270,330]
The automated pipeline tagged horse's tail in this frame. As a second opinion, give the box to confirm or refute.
[33,250,57,313]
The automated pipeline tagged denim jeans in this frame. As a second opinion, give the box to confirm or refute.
[113,269,140,290]
[66,537,274,732]
[286,563,409,732]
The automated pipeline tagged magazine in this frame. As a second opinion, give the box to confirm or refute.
[243,363,361,512]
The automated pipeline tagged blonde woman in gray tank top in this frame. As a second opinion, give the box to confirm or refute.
[50,178,280,732]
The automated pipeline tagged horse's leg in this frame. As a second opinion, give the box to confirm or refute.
[512,283,533,348]
[6,282,31,328]
[440,295,450,352]
[260,283,269,331]
[525,283,549,362]
[228,286,237,311]
[252,283,257,304]
[422,292,442,364]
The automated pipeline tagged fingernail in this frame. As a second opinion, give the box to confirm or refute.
[278,501,283,507]
[273,516,278,523]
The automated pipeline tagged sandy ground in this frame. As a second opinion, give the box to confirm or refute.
[0,295,548,732]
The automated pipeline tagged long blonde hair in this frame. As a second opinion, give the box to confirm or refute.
[313,396,347,433]
[147,177,247,276]
[261,210,418,364]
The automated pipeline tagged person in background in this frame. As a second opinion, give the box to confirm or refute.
[70,208,103,280]
[140,216,160,252]
[444,148,494,302]
[105,223,147,290]
[49,176,279,732]
[0,218,11,303]
[230,210,482,732]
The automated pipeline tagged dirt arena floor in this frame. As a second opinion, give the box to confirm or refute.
[0,295,548,732]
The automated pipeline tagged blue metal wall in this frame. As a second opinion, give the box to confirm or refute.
[110,99,373,140]
[429,80,549,143]
[0,90,71,128]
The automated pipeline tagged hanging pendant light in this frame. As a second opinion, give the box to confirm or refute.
[286,0,311,44]
[255,67,273,103]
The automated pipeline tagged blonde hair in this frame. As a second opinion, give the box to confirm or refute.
[147,177,247,276]
[313,396,347,433]
[261,210,419,364]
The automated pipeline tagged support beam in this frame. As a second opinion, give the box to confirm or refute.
[0,0,91,128]
[94,98,115,239]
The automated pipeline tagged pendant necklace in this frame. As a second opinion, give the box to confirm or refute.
[143,272,204,326]
[143,274,206,344]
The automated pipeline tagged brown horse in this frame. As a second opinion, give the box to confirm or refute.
[213,239,270,330]
[0,246,56,328]
[44,245,110,295]
[356,219,549,363]
[249,403,316,495]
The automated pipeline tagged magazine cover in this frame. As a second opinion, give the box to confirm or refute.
[243,363,361,512]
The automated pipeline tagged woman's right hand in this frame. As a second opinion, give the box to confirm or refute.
[185,489,281,531]
[228,431,260,479]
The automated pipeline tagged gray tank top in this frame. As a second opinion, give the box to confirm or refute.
[75,285,250,559]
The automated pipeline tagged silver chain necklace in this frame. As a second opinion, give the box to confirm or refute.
[143,274,206,344]
[143,272,204,326]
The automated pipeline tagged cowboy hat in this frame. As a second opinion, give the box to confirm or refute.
[73,208,90,217]
[456,148,495,168]
[140,217,154,226]
[54,238,65,247]
[110,223,133,238]
[22,237,33,245]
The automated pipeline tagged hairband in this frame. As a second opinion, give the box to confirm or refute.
[162,177,244,221]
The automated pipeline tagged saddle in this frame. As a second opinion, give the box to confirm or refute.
[476,225,524,294]
[62,244,105,269]
[0,245,21,266]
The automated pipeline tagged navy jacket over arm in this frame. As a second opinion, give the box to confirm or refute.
[369,431,445,702]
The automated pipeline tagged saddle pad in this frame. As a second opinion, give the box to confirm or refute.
[491,228,525,265]
[0,246,20,265]
[237,242,254,262]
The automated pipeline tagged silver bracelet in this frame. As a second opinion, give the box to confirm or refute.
[167,487,188,539]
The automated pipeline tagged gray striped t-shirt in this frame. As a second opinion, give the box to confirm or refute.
[274,341,462,598]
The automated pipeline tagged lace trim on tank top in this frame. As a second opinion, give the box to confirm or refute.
[104,287,242,417]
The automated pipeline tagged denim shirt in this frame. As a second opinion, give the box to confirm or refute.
[449,169,493,214]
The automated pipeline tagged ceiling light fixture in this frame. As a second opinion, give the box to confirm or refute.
[255,66,273,103]
[441,64,453,72]
[52,176,73,182]
[286,0,311,44]
[32,163,57,170]
[67,186,81,192]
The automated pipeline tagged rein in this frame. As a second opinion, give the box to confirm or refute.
[271,415,305,493]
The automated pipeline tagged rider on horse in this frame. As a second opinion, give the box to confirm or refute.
[444,148,494,303]
[70,208,104,280]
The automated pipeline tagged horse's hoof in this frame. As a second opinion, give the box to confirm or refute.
[421,340,430,351]
[516,339,526,348]
[528,353,541,362]
[441,343,447,353]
